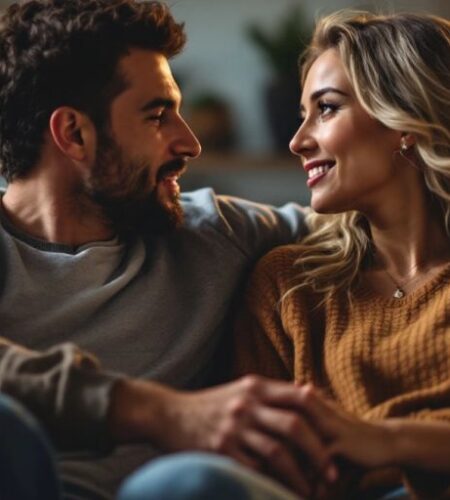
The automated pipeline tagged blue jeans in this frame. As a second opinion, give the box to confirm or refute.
[117,453,412,500]
[0,394,410,500]
[379,487,410,499]
[0,393,62,500]
[118,452,299,500]
[0,394,296,500]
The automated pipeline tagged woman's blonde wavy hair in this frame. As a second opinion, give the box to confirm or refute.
[286,10,450,302]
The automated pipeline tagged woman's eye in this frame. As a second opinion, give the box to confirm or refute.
[318,101,339,118]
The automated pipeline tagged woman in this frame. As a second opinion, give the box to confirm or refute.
[234,10,450,499]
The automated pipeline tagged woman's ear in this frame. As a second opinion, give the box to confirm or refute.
[49,107,95,162]
[400,133,417,151]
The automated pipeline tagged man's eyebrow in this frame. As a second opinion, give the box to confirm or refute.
[300,87,349,112]
[140,97,176,113]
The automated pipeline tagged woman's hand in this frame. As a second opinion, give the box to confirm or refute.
[111,376,338,498]
[297,385,396,470]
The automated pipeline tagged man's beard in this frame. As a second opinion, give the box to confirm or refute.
[84,129,184,240]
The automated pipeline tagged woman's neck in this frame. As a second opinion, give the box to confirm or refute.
[368,203,449,276]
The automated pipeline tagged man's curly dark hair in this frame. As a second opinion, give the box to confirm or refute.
[0,0,186,181]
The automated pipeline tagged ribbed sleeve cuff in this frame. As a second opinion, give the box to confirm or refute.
[0,340,124,453]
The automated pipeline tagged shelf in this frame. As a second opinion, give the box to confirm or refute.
[182,153,309,206]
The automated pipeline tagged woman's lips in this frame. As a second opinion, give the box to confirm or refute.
[305,162,336,188]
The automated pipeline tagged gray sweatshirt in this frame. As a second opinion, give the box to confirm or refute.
[0,187,306,498]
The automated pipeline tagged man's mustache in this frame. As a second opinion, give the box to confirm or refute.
[156,159,187,182]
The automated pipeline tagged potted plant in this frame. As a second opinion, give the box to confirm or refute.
[246,6,311,152]
[187,93,235,153]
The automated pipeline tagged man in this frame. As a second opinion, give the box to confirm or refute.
[0,1,332,498]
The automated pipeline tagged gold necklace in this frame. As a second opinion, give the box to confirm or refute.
[383,267,421,299]
[372,245,449,299]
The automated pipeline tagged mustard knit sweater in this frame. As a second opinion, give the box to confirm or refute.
[234,244,450,495]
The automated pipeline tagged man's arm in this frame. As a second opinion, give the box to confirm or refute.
[0,337,333,497]
[109,375,336,497]
[214,194,308,257]
[0,337,119,452]
[181,188,308,259]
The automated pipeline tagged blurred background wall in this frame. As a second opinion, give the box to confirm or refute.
[0,0,448,204]
[167,0,449,205]
[168,0,449,155]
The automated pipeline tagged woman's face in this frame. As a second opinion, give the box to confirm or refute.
[290,48,403,214]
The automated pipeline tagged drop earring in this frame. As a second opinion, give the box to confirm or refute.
[400,138,409,151]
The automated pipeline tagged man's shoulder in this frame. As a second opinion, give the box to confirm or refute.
[181,187,306,232]
[179,187,307,258]
[181,187,266,219]
[180,187,270,234]
[180,187,224,227]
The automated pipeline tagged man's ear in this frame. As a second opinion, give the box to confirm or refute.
[49,107,95,162]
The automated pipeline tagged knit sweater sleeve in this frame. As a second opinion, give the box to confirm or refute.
[233,246,302,380]
[401,388,450,499]
[0,337,122,453]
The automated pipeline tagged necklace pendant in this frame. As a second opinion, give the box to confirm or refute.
[393,288,405,299]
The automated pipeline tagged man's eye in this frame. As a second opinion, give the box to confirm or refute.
[146,114,163,122]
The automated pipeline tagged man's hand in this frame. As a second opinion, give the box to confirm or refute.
[109,375,337,497]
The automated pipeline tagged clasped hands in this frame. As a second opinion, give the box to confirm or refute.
[154,376,393,499]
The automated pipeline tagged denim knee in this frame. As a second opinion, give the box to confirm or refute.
[118,452,252,500]
[0,393,61,500]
